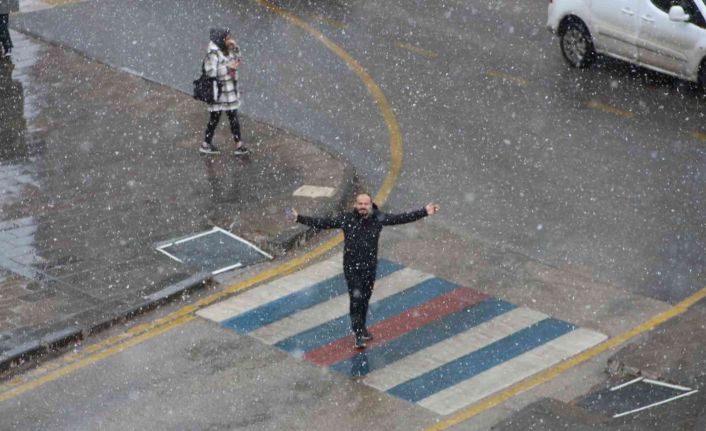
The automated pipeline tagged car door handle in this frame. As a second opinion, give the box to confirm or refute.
[621,8,635,15]
[641,15,655,22]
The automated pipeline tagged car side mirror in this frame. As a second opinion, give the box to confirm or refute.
[668,5,690,22]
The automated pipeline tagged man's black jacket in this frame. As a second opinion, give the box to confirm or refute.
[296,204,427,277]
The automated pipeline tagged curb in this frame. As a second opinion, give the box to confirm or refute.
[9,25,360,255]
[0,27,358,374]
[0,272,211,372]
[0,158,354,372]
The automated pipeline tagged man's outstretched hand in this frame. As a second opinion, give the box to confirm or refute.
[286,207,298,223]
[425,203,440,215]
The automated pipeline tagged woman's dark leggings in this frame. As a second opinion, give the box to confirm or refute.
[204,109,241,145]
[0,15,12,53]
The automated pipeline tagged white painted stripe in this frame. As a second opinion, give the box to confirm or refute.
[418,328,608,415]
[642,378,693,392]
[364,308,548,392]
[613,389,698,418]
[293,185,336,198]
[213,227,274,260]
[251,268,434,344]
[196,255,343,322]
[610,376,644,391]
[211,262,243,275]
[155,247,183,263]
[174,227,219,245]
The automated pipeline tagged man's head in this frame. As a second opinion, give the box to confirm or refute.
[353,193,373,218]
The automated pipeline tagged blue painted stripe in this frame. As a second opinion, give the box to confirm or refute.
[387,318,576,402]
[221,259,403,333]
[275,277,461,353]
[330,298,516,376]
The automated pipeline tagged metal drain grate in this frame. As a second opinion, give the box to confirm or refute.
[578,377,698,418]
[156,227,273,275]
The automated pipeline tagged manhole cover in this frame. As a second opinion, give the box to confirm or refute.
[156,227,272,275]
[578,377,698,418]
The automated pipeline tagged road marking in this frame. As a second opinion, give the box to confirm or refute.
[363,308,547,391]
[690,131,706,141]
[0,314,195,403]
[0,0,404,402]
[196,257,343,322]
[256,0,403,204]
[305,287,489,366]
[293,185,336,198]
[221,260,403,334]
[388,319,578,403]
[425,283,706,430]
[273,275,460,354]
[486,70,528,87]
[396,42,438,59]
[201,259,605,415]
[309,14,348,30]
[419,328,607,415]
[586,100,634,119]
[251,267,433,344]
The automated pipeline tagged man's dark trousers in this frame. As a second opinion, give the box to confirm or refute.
[0,15,11,54]
[345,269,375,337]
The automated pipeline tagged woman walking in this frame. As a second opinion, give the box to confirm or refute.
[200,28,249,155]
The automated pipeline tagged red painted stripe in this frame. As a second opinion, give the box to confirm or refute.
[305,287,488,366]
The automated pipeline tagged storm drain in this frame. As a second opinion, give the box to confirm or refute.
[156,227,273,275]
[578,376,698,418]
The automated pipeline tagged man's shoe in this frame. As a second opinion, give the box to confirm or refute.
[354,336,366,349]
[199,142,220,154]
[233,145,250,156]
[361,329,373,341]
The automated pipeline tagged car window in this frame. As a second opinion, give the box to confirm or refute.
[649,0,673,12]
[650,0,706,28]
[676,0,706,28]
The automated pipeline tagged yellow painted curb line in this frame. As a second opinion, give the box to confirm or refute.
[0,315,195,403]
[0,0,403,402]
[425,283,706,430]
[585,100,634,119]
[255,0,403,205]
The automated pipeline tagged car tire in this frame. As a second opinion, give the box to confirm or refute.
[560,19,595,68]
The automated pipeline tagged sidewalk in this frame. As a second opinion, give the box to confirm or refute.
[0,31,355,370]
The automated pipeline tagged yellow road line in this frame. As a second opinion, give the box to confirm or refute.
[258,0,403,204]
[586,100,634,119]
[425,283,706,430]
[0,315,195,403]
[397,42,438,59]
[486,70,528,87]
[0,0,403,401]
[309,14,349,29]
[690,131,706,141]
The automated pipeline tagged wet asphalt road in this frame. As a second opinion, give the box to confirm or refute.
[1,0,705,429]
[12,0,704,304]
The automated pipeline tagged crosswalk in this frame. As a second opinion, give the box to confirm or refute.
[197,254,607,415]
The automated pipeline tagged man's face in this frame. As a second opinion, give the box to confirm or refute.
[354,194,373,217]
